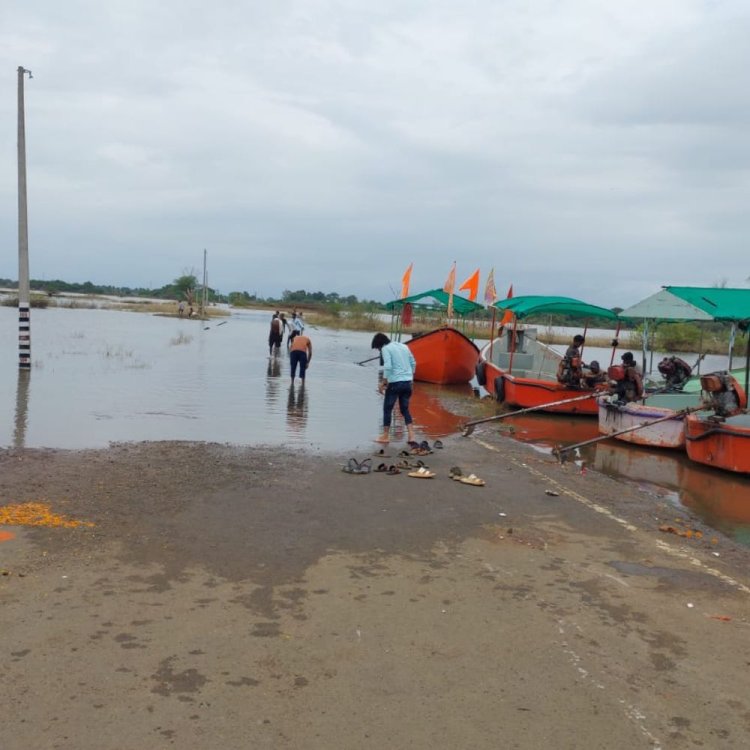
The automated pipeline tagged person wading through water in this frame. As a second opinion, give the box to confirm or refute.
[371,332,417,445]
[268,314,283,356]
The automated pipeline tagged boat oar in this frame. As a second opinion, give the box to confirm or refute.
[553,406,700,459]
[461,391,603,436]
[355,354,382,366]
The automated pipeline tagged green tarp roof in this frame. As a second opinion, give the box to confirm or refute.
[620,286,750,322]
[385,288,484,315]
[491,295,618,321]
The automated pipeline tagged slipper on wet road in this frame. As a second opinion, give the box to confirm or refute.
[342,458,372,475]
[375,463,388,473]
[407,467,436,479]
[449,466,464,481]
[458,473,485,486]
[433,440,444,449]
[386,465,401,475]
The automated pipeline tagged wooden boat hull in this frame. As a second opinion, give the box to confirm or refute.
[685,412,750,474]
[598,401,687,449]
[406,327,479,385]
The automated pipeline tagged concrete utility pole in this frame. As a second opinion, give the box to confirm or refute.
[17,65,33,369]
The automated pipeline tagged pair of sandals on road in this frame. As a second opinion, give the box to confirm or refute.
[449,466,486,486]
[341,457,436,478]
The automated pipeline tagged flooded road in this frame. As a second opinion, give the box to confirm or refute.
[1,305,748,544]
[0,306,474,451]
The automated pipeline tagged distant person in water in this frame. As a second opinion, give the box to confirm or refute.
[289,331,312,384]
[279,313,291,347]
[371,332,416,444]
[269,314,283,356]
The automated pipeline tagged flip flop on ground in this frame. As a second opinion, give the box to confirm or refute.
[407,467,436,479]
[458,473,485,486]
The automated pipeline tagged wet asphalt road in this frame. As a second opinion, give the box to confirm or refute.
[1,434,750,749]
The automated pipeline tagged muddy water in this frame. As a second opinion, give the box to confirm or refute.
[491,411,750,547]
[1,306,748,544]
[0,306,473,452]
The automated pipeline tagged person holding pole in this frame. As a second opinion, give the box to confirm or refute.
[372,332,417,445]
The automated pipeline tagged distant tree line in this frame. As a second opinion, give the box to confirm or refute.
[0,276,387,311]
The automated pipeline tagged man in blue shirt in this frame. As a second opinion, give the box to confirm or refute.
[371,332,417,445]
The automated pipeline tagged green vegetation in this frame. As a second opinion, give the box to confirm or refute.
[1,295,49,308]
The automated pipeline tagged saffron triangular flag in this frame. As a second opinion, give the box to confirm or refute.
[458,268,480,302]
[483,268,497,305]
[443,262,456,294]
[400,262,413,299]
[443,262,456,319]
[501,284,514,325]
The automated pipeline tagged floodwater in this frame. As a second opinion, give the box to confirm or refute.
[0,306,471,452]
[1,305,749,544]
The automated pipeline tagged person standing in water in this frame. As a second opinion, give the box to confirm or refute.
[289,331,312,385]
[371,332,416,445]
[269,314,283,356]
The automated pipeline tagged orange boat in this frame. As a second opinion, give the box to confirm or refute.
[686,413,750,474]
[405,327,479,385]
[477,295,618,415]
[684,373,750,474]
[386,288,484,385]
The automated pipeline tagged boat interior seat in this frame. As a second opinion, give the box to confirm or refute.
[505,353,535,371]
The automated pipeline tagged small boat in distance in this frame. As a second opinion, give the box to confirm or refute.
[385,288,483,385]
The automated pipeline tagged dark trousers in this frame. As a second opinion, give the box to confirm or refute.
[383,381,413,428]
[290,350,308,380]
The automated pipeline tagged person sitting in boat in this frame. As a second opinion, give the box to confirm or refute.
[557,334,585,388]
[610,352,644,402]
[657,356,692,390]
[581,360,606,389]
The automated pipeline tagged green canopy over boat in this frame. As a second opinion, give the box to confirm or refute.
[385,288,485,316]
[491,295,618,321]
[620,286,750,323]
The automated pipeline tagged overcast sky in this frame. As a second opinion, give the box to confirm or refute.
[2,1,749,306]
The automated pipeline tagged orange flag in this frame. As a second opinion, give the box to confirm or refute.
[443,262,456,294]
[443,262,456,319]
[458,269,480,302]
[501,284,514,325]
[400,262,413,299]
[483,268,497,306]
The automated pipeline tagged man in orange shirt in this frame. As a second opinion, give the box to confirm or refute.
[289,332,312,385]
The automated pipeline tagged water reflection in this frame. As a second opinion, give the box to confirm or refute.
[479,408,750,546]
[286,384,308,435]
[265,355,283,406]
[500,413,599,450]
[591,441,750,543]
[14,369,30,449]
[409,382,475,437]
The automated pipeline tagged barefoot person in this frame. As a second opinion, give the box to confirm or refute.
[371,332,416,445]
[289,331,312,385]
